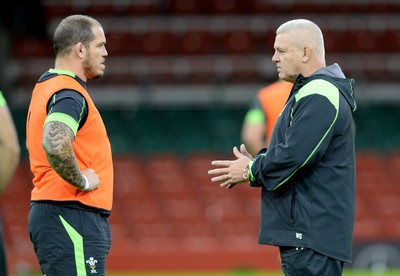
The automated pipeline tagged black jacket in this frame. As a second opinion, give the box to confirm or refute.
[249,63,357,263]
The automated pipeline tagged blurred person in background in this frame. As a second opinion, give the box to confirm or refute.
[241,80,292,156]
[26,15,113,275]
[0,90,20,275]
[209,18,357,276]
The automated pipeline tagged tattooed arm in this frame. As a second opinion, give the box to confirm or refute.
[42,121,98,191]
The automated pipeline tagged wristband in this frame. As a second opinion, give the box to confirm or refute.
[82,175,90,191]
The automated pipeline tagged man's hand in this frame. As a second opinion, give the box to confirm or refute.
[81,168,100,191]
[208,144,253,189]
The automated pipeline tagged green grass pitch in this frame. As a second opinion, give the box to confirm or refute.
[21,269,400,276]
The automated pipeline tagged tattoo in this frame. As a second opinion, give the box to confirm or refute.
[42,121,86,190]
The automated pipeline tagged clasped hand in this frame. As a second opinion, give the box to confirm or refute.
[208,144,253,189]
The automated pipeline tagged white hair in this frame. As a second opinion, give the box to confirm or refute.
[277,19,325,61]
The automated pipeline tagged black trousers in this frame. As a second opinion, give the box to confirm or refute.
[280,246,344,276]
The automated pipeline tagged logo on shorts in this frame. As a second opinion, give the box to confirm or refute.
[86,257,98,274]
[296,232,303,239]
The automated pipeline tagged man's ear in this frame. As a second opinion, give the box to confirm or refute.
[75,43,86,58]
[302,46,311,63]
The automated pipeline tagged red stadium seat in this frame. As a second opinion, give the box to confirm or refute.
[169,0,205,14]
[221,30,255,55]
[175,31,213,55]
[137,31,176,56]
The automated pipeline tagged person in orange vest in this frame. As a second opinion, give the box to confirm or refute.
[241,80,292,156]
[0,90,20,276]
[26,15,113,275]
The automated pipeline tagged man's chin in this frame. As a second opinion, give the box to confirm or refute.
[92,71,104,80]
[279,74,296,83]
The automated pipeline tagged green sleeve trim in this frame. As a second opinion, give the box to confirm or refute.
[49,68,76,78]
[48,93,57,114]
[0,91,6,107]
[77,97,86,125]
[59,215,87,276]
[44,112,79,136]
[248,160,256,182]
[244,109,265,124]
[274,79,340,190]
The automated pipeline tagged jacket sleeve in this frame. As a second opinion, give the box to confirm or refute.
[250,82,340,191]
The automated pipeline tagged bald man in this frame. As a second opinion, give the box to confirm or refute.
[209,19,357,275]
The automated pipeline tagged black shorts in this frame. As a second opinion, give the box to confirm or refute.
[28,202,111,276]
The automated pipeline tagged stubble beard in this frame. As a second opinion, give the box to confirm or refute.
[84,57,104,80]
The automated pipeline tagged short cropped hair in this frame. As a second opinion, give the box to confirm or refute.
[53,14,102,57]
[277,19,325,60]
